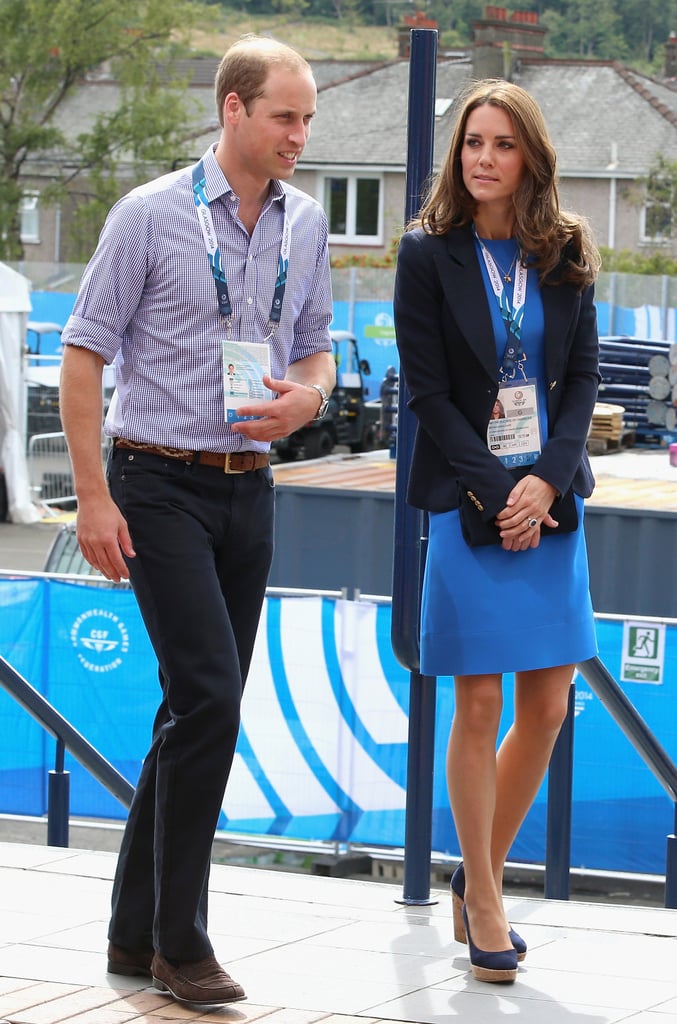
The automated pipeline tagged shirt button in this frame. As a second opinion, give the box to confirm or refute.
[247,296,253,305]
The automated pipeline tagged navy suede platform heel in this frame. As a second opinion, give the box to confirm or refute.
[450,862,527,962]
[461,905,518,983]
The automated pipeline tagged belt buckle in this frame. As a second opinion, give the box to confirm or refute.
[223,452,245,474]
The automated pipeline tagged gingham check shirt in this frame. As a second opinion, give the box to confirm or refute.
[62,144,333,452]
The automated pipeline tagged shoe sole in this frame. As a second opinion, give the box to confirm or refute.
[470,963,518,984]
[153,976,247,1005]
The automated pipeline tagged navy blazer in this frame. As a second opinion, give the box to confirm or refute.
[393,223,600,520]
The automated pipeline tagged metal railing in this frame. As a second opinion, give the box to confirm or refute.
[26,431,110,512]
[26,431,75,510]
[0,653,134,846]
[0,579,347,849]
[1,581,676,906]
[546,655,677,908]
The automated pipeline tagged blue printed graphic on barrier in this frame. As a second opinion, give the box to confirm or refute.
[1,578,676,873]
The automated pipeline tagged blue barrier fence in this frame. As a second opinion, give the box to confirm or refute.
[1,577,675,874]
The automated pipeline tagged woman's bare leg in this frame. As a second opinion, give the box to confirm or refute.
[491,664,575,893]
[447,673,511,952]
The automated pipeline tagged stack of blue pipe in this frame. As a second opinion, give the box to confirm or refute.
[597,335,674,434]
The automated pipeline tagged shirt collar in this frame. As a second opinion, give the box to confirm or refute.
[199,144,287,210]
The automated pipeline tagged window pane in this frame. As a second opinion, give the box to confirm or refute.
[21,194,39,243]
[648,174,671,204]
[324,178,347,235]
[355,179,379,236]
[646,202,671,239]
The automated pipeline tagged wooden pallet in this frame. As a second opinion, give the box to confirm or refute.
[586,432,636,456]
[588,402,625,443]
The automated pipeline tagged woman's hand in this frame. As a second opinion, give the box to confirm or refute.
[494,474,559,551]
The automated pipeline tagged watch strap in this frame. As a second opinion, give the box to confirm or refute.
[308,383,329,421]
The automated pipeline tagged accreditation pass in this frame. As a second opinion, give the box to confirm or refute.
[223,340,272,424]
[487,380,542,468]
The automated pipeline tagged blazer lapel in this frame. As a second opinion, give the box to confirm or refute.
[541,280,577,385]
[432,227,499,384]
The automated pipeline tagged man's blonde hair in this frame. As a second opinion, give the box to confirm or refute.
[215,34,312,125]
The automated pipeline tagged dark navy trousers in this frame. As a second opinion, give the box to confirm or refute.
[106,447,274,961]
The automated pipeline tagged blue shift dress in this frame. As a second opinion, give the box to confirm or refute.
[420,237,598,677]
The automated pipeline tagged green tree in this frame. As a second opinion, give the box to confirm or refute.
[541,0,626,60]
[0,0,197,261]
[616,0,677,69]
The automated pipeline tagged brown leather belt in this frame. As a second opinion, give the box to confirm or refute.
[114,438,270,474]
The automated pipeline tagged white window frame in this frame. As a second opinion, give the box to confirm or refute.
[640,176,672,245]
[20,192,40,244]
[318,171,383,245]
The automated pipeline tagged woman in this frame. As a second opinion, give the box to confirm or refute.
[393,80,600,984]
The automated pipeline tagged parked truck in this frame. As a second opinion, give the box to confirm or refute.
[272,329,383,461]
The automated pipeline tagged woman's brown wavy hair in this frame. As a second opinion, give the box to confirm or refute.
[414,79,600,289]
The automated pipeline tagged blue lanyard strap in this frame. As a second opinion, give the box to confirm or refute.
[270,215,291,325]
[499,291,525,378]
[474,228,527,381]
[192,159,290,327]
[192,163,232,319]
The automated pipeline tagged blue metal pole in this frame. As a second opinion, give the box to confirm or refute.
[47,737,70,848]
[666,808,677,909]
[391,27,438,907]
[545,684,575,900]
[398,667,438,905]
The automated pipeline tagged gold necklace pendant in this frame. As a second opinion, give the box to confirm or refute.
[481,239,518,284]
[501,253,518,283]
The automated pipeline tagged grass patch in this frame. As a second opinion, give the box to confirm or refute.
[189,12,399,61]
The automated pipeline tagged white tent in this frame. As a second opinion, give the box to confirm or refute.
[0,263,40,523]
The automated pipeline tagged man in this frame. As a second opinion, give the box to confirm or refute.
[59,35,335,1006]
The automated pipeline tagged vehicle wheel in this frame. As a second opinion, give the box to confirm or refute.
[304,427,334,460]
[350,422,379,453]
[275,448,298,462]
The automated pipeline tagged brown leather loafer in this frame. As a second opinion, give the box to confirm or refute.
[151,953,246,1005]
[107,942,154,977]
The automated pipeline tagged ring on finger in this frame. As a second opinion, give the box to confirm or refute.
[527,517,538,528]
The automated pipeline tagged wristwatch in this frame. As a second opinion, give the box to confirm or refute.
[308,383,330,421]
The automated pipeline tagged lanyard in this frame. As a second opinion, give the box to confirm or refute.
[191,160,291,333]
[474,229,528,382]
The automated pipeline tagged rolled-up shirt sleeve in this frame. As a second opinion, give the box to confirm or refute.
[61,194,154,361]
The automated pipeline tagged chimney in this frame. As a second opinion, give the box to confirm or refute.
[666,33,677,80]
[472,5,547,80]
[398,9,439,59]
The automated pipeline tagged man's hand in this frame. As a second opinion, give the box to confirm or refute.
[494,474,559,552]
[60,345,135,578]
[76,495,136,583]
[229,376,322,442]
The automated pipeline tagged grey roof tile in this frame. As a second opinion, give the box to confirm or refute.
[303,58,677,176]
[35,56,677,180]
